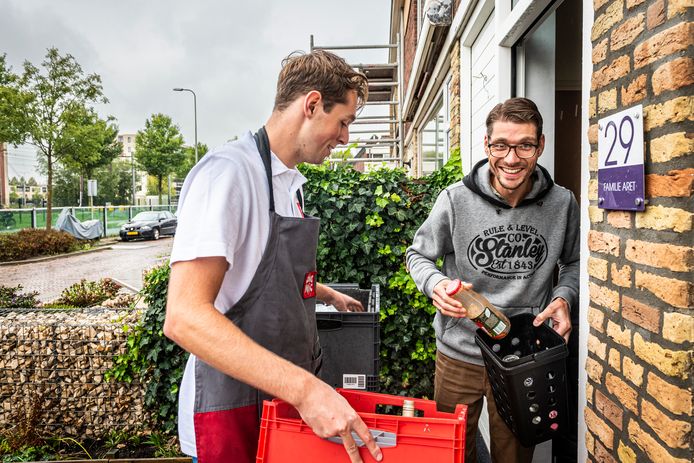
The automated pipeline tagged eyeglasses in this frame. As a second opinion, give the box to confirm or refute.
[487,143,539,159]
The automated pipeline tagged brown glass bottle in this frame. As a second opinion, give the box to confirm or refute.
[445,279,511,339]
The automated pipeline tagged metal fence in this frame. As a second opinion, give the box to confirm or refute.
[0,307,150,438]
[0,205,177,237]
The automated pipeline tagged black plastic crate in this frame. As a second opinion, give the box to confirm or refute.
[475,313,569,447]
[316,284,380,392]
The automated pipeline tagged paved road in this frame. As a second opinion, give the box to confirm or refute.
[0,237,173,303]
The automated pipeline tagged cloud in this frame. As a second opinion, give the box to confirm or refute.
[1,0,390,152]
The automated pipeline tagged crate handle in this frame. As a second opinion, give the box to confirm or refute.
[316,319,343,330]
[325,429,397,448]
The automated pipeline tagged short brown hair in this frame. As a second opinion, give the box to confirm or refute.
[486,97,543,139]
[273,50,368,113]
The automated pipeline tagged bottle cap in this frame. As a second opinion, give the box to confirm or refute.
[445,279,462,296]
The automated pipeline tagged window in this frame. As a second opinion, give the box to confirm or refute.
[419,97,448,175]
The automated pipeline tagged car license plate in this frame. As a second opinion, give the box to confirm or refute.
[127,231,138,235]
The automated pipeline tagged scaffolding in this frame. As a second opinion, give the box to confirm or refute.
[310,35,403,168]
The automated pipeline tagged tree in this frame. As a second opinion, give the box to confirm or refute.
[0,54,31,145]
[53,159,133,207]
[5,48,107,228]
[59,106,122,205]
[174,142,208,180]
[51,166,80,207]
[135,114,185,204]
[93,160,133,205]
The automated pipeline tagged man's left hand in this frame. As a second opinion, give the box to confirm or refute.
[316,283,365,312]
[533,297,571,342]
[330,291,365,312]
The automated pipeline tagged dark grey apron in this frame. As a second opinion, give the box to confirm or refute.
[192,127,322,463]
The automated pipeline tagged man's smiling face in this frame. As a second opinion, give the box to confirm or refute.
[484,120,544,205]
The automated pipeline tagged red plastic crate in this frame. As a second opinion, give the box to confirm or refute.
[256,389,467,463]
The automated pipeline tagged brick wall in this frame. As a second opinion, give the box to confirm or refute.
[404,0,418,100]
[449,40,461,151]
[586,1,693,462]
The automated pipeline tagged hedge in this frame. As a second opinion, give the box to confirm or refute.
[111,151,463,433]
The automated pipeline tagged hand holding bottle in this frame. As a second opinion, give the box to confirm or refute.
[432,278,473,318]
[443,279,511,339]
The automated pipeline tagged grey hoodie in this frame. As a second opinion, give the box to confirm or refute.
[406,159,580,365]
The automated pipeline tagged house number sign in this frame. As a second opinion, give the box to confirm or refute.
[597,105,645,211]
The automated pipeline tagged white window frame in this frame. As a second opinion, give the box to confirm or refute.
[417,81,450,175]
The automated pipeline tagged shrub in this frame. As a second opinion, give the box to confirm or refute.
[107,264,185,434]
[52,278,122,308]
[0,285,41,308]
[0,229,83,262]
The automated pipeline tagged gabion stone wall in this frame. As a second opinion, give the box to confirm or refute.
[0,307,150,439]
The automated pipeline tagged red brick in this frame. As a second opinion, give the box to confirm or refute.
[626,239,694,272]
[623,355,645,386]
[607,211,631,228]
[641,399,691,448]
[635,270,693,309]
[593,38,608,64]
[646,168,694,198]
[594,439,618,463]
[585,406,615,449]
[634,22,694,69]
[589,306,606,332]
[592,1,625,40]
[587,356,605,383]
[647,371,693,416]
[628,420,690,463]
[589,123,599,144]
[647,0,666,29]
[611,263,632,288]
[620,74,647,105]
[595,0,611,10]
[622,295,661,332]
[590,282,620,312]
[611,14,645,50]
[592,55,631,90]
[588,230,620,256]
[652,57,694,96]
[607,320,632,347]
[606,372,639,413]
[595,389,624,429]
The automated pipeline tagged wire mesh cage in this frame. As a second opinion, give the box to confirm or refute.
[0,307,150,439]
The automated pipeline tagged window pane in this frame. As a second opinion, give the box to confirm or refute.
[420,99,446,175]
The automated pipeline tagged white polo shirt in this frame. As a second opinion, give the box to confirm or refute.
[170,131,306,457]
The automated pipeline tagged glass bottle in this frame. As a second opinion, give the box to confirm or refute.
[402,399,415,417]
[445,279,511,339]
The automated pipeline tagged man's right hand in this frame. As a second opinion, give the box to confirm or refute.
[432,279,472,318]
[295,379,383,463]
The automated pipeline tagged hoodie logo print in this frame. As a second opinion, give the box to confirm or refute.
[467,224,548,280]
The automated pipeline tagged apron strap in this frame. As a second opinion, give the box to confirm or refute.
[253,127,275,212]
[254,127,304,214]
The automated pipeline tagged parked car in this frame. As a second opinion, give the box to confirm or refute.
[119,211,177,241]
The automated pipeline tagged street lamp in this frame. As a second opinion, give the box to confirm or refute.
[173,87,198,164]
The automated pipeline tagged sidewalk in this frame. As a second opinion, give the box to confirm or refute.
[0,237,173,303]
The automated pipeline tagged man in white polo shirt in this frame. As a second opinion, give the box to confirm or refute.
[164,50,381,463]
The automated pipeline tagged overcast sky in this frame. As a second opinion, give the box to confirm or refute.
[2,0,391,179]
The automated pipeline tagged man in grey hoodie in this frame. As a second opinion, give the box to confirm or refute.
[406,97,579,463]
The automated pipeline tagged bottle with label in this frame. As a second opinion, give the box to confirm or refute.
[445,279,511,339]
[402,399,415,417]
